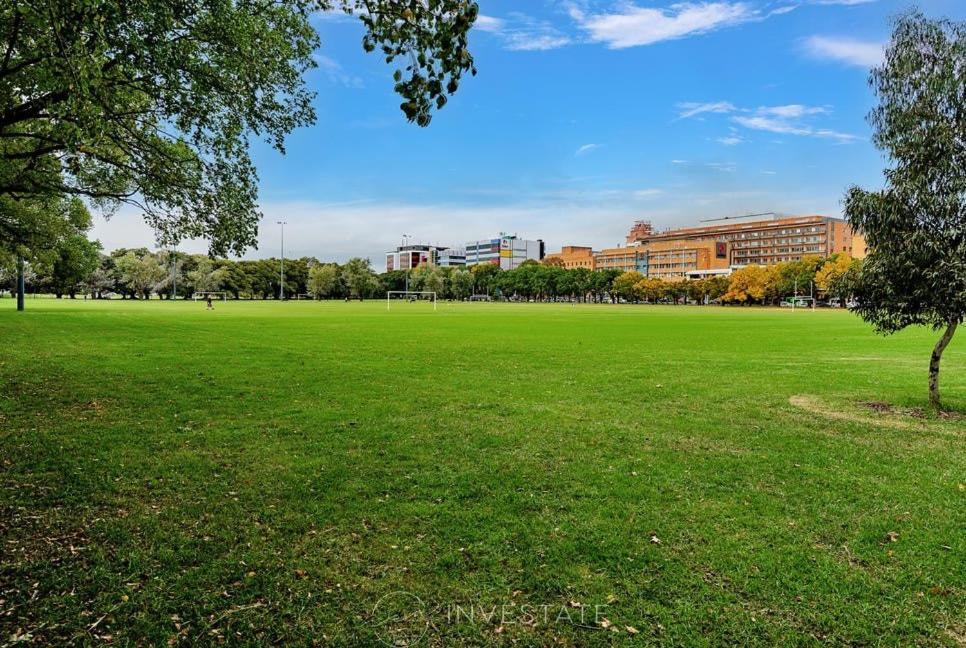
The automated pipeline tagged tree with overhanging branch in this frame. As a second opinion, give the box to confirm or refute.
[1,0,478,257]
[845,11,966,411]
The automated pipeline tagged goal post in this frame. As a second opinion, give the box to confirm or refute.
[386,290,437,311]
[295,293,313,301]
[192,291,228,301]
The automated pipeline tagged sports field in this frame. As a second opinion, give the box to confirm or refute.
[1,300,963,646]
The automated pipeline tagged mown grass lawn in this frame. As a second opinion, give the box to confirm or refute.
[1,299,963,646]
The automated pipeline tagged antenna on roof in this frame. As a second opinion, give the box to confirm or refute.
[699,211,775,223]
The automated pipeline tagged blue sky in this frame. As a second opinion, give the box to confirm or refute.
[93,0,966,262]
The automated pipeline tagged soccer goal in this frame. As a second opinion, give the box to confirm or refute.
[192,291,228,301]
[295,293,314,301]
[386,290,437,311]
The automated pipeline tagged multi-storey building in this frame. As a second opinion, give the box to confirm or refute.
[385,244,448,272]
[437,248,467,267]
[626,214,862,266]
[544,246,596,270]
[466,235,545,270]
[594,246,649,274]
[586,214,864,282]
[639,239,731,281]
[594,239,730,280]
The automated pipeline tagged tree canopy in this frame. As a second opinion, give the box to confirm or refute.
[1,0,478,255]
[844,12,966,409]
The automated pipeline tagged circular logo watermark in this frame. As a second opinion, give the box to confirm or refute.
[372,591,428,647]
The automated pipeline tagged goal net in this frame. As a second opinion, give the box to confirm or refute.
[295,293,313,300]
[387,291,437,311]
[192,291,228,301]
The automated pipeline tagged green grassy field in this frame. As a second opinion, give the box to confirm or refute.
[1,299,963,646]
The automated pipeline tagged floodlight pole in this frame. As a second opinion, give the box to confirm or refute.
[278,221,287,300]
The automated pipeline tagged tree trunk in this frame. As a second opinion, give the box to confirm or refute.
[928,319,959,410]
[16,257,25,311]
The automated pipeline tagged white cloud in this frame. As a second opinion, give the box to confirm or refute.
[811,129,860,143]
[575,143,601,156]
[803,35,884,67]
[475,15,505,32]
[733,115,810,135]
[677,100,855,142]
[504,32,572,51]
[571,2,758,49]
[475,12,572,51]
[757,104,828,118]
[733,112,858,142]
[312,54,363,88]
[91,201,640,263]
[811,0,877,5]
[676,101,736,119]
[92,188,854,263]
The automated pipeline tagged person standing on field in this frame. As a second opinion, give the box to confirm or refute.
[206,295,213,310]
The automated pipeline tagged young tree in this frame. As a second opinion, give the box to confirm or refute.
[705,275,730,303]
[116,252,165,299]
[308,263,339,299]
[49,235,101,298]
[723,265,769,304]
[815,255,861,307]
[612,271,643,302]
[187,258,229,295]
[449,269,474,300]
[152,251,186,299]
[86,265,116,299]
[570,267,592,302]
[470,263,500,296]
[1,1,478,256]
[343,257,376,301]
[845,12,966,410]
[636,277,667,304]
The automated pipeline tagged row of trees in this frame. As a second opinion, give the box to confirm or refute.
[2,246,864,306]
[721,255,862,306]
[382,263,626,302]
[1,249,391,301]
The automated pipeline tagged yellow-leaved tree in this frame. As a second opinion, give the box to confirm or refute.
[723,265,769,304]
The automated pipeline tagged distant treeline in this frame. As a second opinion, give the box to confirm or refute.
[1,246,861,306]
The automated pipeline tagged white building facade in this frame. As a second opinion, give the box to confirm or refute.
[465,235,544,270]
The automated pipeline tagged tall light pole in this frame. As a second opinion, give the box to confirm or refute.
[278,221,287,300]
